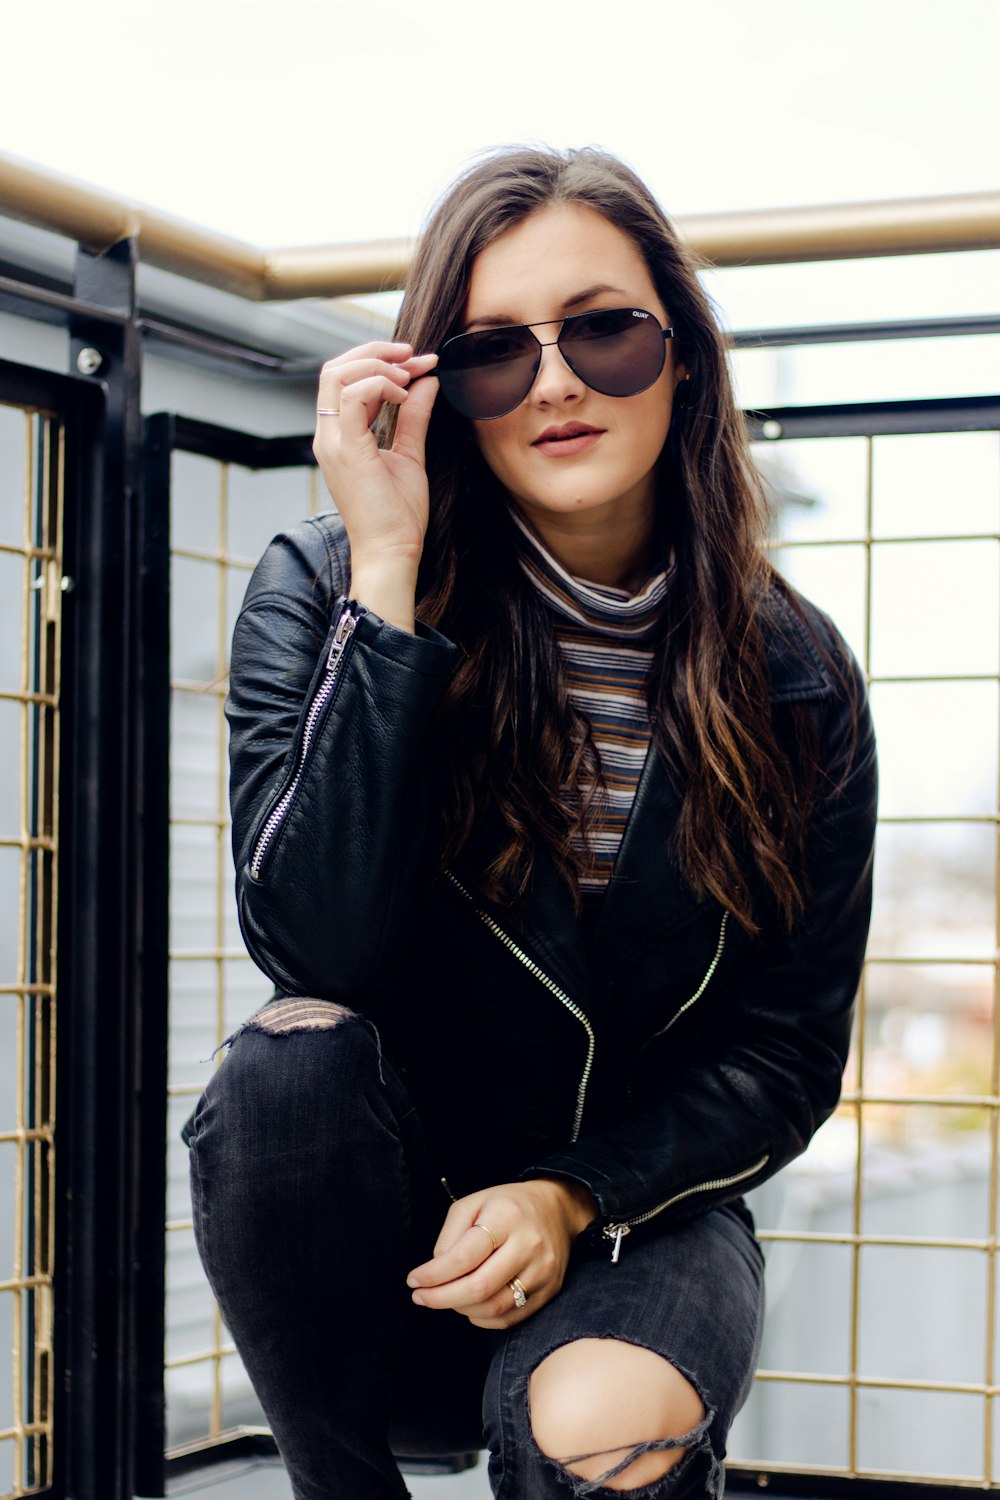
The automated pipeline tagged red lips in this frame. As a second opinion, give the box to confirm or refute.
[532,422,604,444]
[530,422,606,459]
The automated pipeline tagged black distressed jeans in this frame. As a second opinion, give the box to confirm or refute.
[187,1002,764,1500]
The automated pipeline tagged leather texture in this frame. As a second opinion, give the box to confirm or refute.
[227,513,878,1257]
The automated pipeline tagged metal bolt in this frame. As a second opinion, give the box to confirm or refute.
[757,1475,770,1489]
[76,347,103,376]
[761,420,783,441]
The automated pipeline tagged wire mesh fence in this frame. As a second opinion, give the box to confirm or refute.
[0,398,62,1500]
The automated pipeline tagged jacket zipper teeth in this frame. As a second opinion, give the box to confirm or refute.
[250,606,361,879]
[652,911,729,1040]
[603,1152,770,1262]
[444,871,595,1142]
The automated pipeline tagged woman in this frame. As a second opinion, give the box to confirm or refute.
[188,146,877,1500]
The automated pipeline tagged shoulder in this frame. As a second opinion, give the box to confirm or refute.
[241,511,351,619]
[758,576,876,794]
[757,575,862,708]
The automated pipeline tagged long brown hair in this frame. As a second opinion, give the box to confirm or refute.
[378,145,821,934]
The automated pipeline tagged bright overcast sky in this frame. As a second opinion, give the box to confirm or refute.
[2,0,998,249]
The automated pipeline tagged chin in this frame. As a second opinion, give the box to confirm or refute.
[515,473,653,520]
[514,491,613,519]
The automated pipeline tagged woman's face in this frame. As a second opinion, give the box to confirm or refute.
[463,202,685,537]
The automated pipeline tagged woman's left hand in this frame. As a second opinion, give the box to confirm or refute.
[406,1179,598,1329]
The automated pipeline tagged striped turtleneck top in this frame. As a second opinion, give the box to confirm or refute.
[511,509,672,895]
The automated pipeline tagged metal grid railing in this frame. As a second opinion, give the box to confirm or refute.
[165,453,321,1453]
[730,425,1000,1484]
[0,400,62,1500]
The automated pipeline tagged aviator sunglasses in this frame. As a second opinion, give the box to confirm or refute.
[435,306,674,421]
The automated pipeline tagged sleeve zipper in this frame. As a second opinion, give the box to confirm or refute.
[249,603,363,880]
[602,1152,770,1262]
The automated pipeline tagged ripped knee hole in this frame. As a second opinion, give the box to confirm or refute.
[529,1338,710,1490]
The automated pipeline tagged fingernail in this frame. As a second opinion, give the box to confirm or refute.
[406,1275,418,1287]
[411,1292,426,1306]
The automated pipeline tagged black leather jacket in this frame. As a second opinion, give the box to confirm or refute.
[227,514,877,1260]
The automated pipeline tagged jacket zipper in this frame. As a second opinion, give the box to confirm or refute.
[249,604,362,879]
[602,1152,770,1262]
[651,911,729,1040]
[444,871,595,1142]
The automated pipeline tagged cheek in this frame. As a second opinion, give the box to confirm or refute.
[628,386,673,463]
[471,420,519,481]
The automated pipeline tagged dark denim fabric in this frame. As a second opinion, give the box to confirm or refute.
[188,1008,764,1500]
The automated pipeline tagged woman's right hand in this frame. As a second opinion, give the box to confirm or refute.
[312,343,439,630]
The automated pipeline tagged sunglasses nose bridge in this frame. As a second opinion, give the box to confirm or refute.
[526,332,587,402]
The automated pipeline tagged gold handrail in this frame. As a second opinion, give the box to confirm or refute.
[2,149,998,300]
[0,152,262,299]
[680,191,1000,267]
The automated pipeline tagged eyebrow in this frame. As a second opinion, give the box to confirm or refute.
[462,283,629,332]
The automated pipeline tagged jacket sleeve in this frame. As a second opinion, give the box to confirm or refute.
[227,518,458,997]
[522,649,877,1252]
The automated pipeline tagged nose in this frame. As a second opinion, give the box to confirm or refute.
[528,327,585,407]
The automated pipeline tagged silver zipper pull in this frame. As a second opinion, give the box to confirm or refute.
[327,608,359,671]
[607,1224,629,1263]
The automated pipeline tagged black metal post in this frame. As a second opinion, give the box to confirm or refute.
[133,413,176,1499]
[56,238,146,1500]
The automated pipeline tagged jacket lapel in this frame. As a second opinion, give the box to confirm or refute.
[450,830,589,1006]
[586,592,834,999]
[587,743,704,1000]
[517,846,591,1003]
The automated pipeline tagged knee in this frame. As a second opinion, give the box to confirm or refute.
[529,1338,707,1492]
[195,998,374,1139]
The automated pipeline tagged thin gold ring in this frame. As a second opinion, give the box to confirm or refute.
[316,408,340,416]
[472,1222,498,1254]
[509,1278,528,1310]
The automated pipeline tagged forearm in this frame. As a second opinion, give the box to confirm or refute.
[521,1057,783,1252]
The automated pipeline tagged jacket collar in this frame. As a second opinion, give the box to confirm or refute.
[762,587,835,704]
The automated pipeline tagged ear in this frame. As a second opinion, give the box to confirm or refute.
[673,371,694,410]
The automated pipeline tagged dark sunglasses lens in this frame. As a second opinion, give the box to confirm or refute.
[560,308,665,397]
[437,327,540,420]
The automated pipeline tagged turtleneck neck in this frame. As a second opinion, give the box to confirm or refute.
[509,507,671,643]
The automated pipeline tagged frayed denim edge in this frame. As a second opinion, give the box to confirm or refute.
[210,1000,386,1084]
[552,1415,718,1498]
[525,1335,720,1500]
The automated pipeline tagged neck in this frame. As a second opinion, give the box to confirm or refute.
[512,499,658,591]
